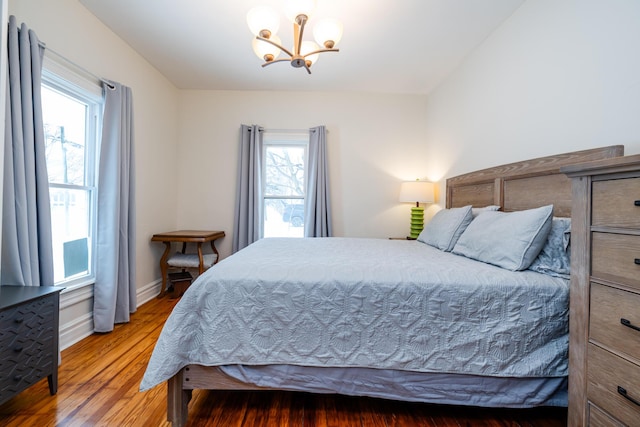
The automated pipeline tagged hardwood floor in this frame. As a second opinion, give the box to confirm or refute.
[0,295,568,426]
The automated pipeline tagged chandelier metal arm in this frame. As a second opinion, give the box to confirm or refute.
[256,35,294,58]
[261,58,292,67]
[302,47,339,58]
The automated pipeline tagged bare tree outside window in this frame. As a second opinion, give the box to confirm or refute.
[263,140,307,237]
[44,124,86,186]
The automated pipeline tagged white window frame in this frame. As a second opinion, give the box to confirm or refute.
[41,54,103,290]
[262,131,309,238]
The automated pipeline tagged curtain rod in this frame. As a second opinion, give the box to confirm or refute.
[266,128,310,133]
[249,128,328,134]
[38,41,114,88]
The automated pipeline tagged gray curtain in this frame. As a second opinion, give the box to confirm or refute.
[232,125,263,253]
[93,81,136,333]
[305,126,332,237]
[1,16,54,287]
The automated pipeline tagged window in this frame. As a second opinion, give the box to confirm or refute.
[262,132,308,238]
[41,56,103,288]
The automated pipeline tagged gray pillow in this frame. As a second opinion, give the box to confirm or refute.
[417,205,473,251]
[527,217,571,279]
[452,205,554,271]
[471,205,501,217]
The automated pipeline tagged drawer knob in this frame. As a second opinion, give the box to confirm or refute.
[635,200,640,206]
[621,318,640,332]
[635,258,640,265]
[13,346,23,352]
[618,386,640,407]
[14,317,24,324]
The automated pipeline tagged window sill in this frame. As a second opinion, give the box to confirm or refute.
[60,279,94,294]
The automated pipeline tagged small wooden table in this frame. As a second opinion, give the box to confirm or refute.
[151,230,225,297]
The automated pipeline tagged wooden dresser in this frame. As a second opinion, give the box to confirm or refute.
[562,154,640,426]
[0,285,64,405]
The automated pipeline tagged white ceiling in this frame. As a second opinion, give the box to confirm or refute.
[79,0,525,94]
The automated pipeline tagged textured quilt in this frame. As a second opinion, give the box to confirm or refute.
[140,237,568,391]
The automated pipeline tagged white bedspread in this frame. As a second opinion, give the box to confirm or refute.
[140,238,568,391]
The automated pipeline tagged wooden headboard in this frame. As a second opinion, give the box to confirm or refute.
[446,146,624,217]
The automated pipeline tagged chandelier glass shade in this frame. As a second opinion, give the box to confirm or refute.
[247,0,343,74]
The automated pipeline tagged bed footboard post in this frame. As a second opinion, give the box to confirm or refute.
[167,369,191,426]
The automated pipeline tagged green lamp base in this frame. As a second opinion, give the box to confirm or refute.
[408,206,425,239]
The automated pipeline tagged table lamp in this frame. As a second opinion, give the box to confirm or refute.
[399,180,435,239]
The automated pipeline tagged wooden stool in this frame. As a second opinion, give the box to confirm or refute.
[151,230,225,297]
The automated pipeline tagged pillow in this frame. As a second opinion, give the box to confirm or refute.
[417,205,473,251]
[471,205,501,217]
[452,205,554,271]
[527,217,571,279]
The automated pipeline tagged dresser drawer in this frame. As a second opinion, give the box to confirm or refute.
[588,403,625,427]
[0,349,55,401]
[590,283,640,361]
[0,295,55,348]
[588,344,640,426]
[592,177,640,229]
[591,232,640,290]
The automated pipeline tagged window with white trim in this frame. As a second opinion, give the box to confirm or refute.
[41,55,103,288]
[262,132,309,238]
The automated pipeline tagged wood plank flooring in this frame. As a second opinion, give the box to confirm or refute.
[0,295,568,426]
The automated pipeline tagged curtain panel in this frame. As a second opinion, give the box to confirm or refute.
[93,80,136,333]
[305,125,332,237]
[232,125,263,253]
[1,16,54,287]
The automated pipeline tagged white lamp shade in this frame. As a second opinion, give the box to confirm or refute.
[247,6,280,37]
[284,0,316,23]
[313,18,343,48]
[252,35,282,61]
[399,181,435,204]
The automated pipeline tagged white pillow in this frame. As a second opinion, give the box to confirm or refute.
[417,205,473,251]
[452,205,554,271]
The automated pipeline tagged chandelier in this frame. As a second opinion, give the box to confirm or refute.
[246,0,343,74]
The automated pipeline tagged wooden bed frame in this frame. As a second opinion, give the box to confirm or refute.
[166,145,624,426]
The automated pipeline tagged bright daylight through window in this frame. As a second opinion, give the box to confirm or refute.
[41,61,102,287]
[263,133,308,238]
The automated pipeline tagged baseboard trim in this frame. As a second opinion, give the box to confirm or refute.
[136,279,162,307]
[59,312,94,351]
[59,279,162,350]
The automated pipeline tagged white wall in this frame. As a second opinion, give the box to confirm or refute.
[177,90,432,258]
[8,0,180,348]
[424,0,640,198]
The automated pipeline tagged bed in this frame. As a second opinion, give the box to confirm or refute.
[140,145,624,427]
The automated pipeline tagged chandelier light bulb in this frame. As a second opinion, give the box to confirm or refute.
[313,18,343,48]
[301,41,320,66]
[284,0,316,24]
[247,6,280,38]
[252,35,282,62]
